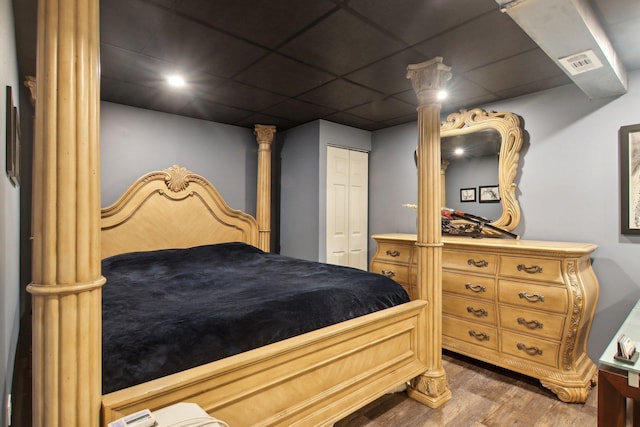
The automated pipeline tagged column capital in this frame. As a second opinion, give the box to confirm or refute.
[254,124,276,146]
[406,57,452,106]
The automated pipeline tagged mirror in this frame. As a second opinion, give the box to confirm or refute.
[440,108,523,234]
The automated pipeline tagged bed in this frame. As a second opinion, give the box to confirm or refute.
[98,166,427,425]
[28,4,451,424]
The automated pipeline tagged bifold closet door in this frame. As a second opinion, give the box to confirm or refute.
[326,146,368,270]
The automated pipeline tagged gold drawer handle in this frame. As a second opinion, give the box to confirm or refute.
[385,250,400,257]
[468,330,490,341]
[381,269,396,278]
[517,317,543,329]
[467,258,488,268]
[467,306,488,317]
[518,291,544,303]
[517,342,543,356]
[517,264,543,274]
[465,283,486,293]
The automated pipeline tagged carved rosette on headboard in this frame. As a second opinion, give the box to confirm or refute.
[164,165,191,192]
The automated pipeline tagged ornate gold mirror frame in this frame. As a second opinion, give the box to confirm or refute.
[441,108,524,233]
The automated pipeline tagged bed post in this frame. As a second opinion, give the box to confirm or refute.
[254,125,276,252]
[27,0,104,425]
[405,57,452,408]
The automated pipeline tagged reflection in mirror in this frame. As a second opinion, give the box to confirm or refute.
[439,108,524,236]
[443,129,501,221]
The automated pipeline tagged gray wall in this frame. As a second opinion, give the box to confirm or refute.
[279,120,371,261]
[279,121,320,261]
[1,0,20,424]
[370,69,640,362]
[101,102,258,215]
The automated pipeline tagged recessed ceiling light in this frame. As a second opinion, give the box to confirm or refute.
[454,148,464,156]
[167,75,186,87]
[437,90,448,100]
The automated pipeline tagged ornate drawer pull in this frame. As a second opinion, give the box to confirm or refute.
[517,317,543,329]
[467,258,488,268]
[518,291,544,302]
[385,250,400,257]
[468,330,490,341]
[381,269,395,278]
[467,306,488,317]
[517,343,543,356]
[517,264,543,274]
[465,283,486,293]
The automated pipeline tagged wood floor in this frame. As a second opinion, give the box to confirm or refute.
[335,351,599,427]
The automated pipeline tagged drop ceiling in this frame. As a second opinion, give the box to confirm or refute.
[12,0,640,131]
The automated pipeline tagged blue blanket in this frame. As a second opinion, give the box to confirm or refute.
[102,242,409,393]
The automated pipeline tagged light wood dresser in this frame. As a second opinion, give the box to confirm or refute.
[371,233,600,402]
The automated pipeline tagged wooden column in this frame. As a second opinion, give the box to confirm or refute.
[27,0,104,425]
[406,57,452,408]
[254,125,276,252]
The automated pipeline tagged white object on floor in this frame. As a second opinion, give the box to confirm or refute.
[153,402,230,427]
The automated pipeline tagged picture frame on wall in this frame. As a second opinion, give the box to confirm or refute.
[5,86,20,187]
[460,187,476,202]
[479,185,500,203]
[620,124,640,235]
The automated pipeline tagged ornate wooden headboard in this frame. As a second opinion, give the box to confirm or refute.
[101,165,259,258]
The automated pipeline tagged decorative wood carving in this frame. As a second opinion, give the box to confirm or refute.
[163,165,191,192]
[27,0,103,425]
[441,108,524,232]
[254,124,276,252]
[405,57,452,408]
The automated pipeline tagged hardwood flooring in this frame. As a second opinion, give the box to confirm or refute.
[335,351,599,427]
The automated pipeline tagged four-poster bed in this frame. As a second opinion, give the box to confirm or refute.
[27,1,452,424]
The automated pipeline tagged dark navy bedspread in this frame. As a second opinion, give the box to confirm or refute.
[101,242,409,393]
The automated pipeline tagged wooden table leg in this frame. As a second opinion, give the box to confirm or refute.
[598,369,627,427]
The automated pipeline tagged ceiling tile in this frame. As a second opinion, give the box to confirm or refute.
[412,11,539,73]
[174,0,337,48]
[234,113,300,131]
[261,99,336,123]
[344,49,429,95]
[347,0,498,45]
[463,50,568,93]
[178,98,254,123]
[322,112,383,131]
[235,53,335,97]
[201,80,287,111]
[278,9,406,75]
[141,12,268,78]
[346,97,417,122]
[297,78,384,110]
[495,74,572,101]
[101,0,164,52]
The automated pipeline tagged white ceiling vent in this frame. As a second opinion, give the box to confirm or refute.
[558,49,603,76]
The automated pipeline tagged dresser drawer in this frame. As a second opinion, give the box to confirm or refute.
[499,306,565,340]
[501,331,559,368]
[499,256,563,284]
[443,250,497,275]
[443,271,496,300]
[443,294,497,325]
[370,261,410,284]
[443,316,498,351]
[374,241,413,264]
[498,280,567,314]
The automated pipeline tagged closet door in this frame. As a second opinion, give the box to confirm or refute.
[326,146,368,270]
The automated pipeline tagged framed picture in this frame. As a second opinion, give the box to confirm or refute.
[620,124,640,234]
[479,185,500,203]
[5,86,19,187]
[460,187,476,202]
